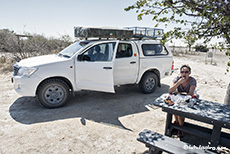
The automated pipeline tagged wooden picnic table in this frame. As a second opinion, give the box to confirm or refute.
[153,93,230,149]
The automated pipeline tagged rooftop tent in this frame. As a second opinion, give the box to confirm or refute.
[74,27,133,39]
[74,27,164,39]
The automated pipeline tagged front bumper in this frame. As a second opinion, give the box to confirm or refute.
[11,74,42,96]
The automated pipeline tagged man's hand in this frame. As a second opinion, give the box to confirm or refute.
[178,76,186,84]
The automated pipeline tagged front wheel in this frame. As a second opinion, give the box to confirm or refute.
[139,72,158,94]
[37,79,70,108]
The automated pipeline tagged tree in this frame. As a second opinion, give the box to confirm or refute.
[0,29,19,53]
[125,0,230,104]
[184,32,197,52]
[0,29,73,61]
[195,45,209,52]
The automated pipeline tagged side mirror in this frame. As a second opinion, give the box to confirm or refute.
[77,54,90,61]
[83,55,90,61]
[77,54,83,61]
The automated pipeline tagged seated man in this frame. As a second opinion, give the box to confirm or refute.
[92,45,104,61]
[116,44,132,58]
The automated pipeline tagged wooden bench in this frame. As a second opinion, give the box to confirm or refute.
[137,129,216,154]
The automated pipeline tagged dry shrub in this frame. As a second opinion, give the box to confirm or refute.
[0,56,6,63]
[0,29,73,73]
[0,57,15,72]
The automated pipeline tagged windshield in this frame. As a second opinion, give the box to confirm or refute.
[58,41,89,58]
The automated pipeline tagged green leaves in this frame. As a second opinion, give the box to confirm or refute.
[226,51,230,57]
[125,0,230,68]
[137,13,144,20]
[125,0,230,48]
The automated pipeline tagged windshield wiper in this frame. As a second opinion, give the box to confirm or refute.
[58,53,70,58]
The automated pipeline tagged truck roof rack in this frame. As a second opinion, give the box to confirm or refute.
[125,27,163,39]
[74,26,163,40]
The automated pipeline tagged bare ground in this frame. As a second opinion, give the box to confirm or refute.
[0,52,229,154]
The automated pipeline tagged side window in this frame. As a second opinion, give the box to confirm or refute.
[116,43,133,58]
[142,44,168,56]
[80,42,116,62]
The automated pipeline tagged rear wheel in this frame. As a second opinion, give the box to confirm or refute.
[139,72,158,94]
[37,79,70,108]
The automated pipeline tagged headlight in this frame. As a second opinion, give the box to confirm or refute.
[18,67,38,77]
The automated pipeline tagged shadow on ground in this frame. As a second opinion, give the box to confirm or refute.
[9,84,170,131]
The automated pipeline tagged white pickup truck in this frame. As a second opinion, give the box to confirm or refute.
[12,27,174,108]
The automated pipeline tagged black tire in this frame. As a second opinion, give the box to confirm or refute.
[139,72,158,94]
[37,79,70,108]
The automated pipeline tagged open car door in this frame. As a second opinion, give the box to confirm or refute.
[75,42,116,93]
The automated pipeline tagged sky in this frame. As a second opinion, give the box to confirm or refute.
[0,1,155,36]
[0,0,219,46]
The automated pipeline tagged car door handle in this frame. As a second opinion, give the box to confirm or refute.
[103,67,112,70]
[130,61,136,64]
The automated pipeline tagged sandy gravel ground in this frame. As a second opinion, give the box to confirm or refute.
[0,52,229,154]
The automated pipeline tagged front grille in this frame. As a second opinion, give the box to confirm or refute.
[13,65,21,76]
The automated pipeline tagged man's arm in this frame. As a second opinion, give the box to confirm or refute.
[168,77,186,93]
[188,85,196,96]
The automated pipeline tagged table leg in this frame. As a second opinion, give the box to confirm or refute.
[149,147,162,154]
[210,123,222,148]
[164,113,173,136]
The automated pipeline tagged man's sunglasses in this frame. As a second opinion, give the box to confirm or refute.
[181,71,189,74]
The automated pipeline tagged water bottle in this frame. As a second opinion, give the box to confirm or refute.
[194,89,199,100]
[188,98,196,108]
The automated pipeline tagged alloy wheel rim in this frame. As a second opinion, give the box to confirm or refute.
[44,85,64,104]
[145,78,155,91]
